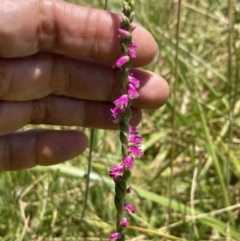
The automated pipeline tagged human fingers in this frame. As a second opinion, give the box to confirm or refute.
[0,52,169,110]
[0,97,142,135]
[0,0,157,67]
[0,130,88,172]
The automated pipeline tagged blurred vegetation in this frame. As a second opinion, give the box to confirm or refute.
[1,0,240,240]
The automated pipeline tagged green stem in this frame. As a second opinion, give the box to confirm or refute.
[114,175,128,239]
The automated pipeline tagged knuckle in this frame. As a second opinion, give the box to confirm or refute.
[110,68,120,101]
[50,55,69,95]
[38,0,58,51]
[0,59,13,99]
[31,98,48,123]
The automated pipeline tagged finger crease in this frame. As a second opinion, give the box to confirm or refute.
[35,131,41,166]
[82,100,87,127]
[31,98,48,123]
[0,136,11,172]
[38,0,58,52]
[0,61,14,98]
[109,68,120,102]
[49,55,58,93]
[63,58,70,94]
[50,56,67,95]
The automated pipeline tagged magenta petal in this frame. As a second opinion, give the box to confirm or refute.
[130,42,138,48]
[128,135,142,145]
[128,83,139,99]
[110,106,123,123]
[109,164,124,179]
[123,204,136,213]
[118,28,130,38]
[109,232,121,240]
[122,156,133,169]
[113,56,129,68]
[128,125,142,145]
[109,172,121,180]
[129,125,138,135]
[126,187,133,193]
[128,146,143,158]
[120,218,129,228]
[128,75,140,88]
[128,48,137,58]
[110,164,124,173]
[114,94,129,109]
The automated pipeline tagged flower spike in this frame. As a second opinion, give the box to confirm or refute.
[109,0,143,239]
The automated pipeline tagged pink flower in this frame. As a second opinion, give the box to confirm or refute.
[110,107,123,123]
[120,218,129,228]
[109,164,124,179]
[122,156,133,169]
[128,48,137,58]
[128,135,142,145]
[128,146,143,158]
[110,164,124,173]
[114,94,129,109]
[130,42,138,48]
[109,232,121,240]
[128,125,143,157]
[128,75,140,88]
[128,83,139,99]
[129,125,142,145]
[113,56,129,68]
[123,204,136,213]
[118,28,130,38]
[129,125,138,135]
[126,187,133,193]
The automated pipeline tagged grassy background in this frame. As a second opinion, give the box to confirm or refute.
[1,0,240,240]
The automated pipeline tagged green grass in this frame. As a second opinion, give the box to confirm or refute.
[1,0,240,240]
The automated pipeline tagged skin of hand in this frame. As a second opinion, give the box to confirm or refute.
[0,0,169,171]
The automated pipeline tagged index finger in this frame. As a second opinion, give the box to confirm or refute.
[0,0,157,66]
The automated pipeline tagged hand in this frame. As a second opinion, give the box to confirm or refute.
[0,0,169,171]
